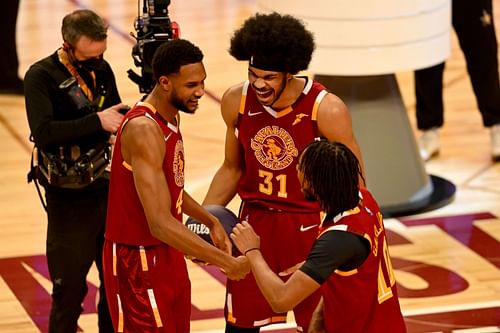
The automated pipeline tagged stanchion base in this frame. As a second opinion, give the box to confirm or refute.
[381,175,456,218]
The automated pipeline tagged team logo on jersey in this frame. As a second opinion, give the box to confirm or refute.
[251,125,298,170]
[173,139,185,186]
[292,113,309,125]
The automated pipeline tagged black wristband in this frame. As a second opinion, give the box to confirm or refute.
[244,247,260,256]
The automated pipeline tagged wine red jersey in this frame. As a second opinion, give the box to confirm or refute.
[236,78,328,212]
[319,188,406,333]
[105,102,185,246]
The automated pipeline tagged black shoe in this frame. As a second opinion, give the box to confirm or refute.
[0,79,24,95]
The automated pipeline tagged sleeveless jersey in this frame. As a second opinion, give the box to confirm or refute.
[319,188,406,332]
[236,78,328,212]
[105,102,185,246]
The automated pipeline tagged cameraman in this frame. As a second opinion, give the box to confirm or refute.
[24,9,125,333]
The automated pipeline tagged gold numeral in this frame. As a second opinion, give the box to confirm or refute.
[176,189,184,215]
[377,238,396,303]
[258,170,288,198]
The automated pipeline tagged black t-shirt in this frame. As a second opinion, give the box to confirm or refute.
[24,50,122,192]
[299,230,370,284]
[25,51,121,152]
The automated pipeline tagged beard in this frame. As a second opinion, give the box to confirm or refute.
[172,90,197,114]
[252,76,287,107]
[269,76,288,107]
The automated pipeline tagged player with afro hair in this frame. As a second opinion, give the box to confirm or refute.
[203,12,365,333]
[229,12,314,74]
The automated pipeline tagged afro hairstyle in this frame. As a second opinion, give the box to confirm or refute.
[229,12,315,74]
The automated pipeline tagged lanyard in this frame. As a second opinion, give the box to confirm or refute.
[57,48,95,102]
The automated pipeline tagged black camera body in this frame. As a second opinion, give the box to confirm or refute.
[128,0,179,94]
[32,143,111,189]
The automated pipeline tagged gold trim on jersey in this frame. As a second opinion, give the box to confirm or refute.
[137,101,157,113]
[239,81,249,115]
[318,223,347,238]
[311,89,328,121]
[122,160,132,171]
[137,101,180,132]
[253,315,288,327]
[335,268,358,276]
[263,105,294,118]
[118,117,130,135]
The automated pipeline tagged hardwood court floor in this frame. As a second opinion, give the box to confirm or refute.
[0,0,500,332]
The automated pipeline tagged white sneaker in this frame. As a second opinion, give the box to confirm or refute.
[491,124,500,161]
[419,128,440,161]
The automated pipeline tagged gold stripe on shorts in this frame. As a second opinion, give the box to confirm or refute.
[113,242,117,276]
[226,293,236,323]
[148,288,163,327]
[253,315,287,327]
[117,294,124,332]
[139,246,149,271]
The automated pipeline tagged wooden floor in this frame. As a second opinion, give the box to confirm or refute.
[1,0,500,332]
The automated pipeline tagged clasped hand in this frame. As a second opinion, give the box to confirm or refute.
[230,221,260,255]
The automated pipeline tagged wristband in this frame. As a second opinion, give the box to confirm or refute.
[244,247,260,256]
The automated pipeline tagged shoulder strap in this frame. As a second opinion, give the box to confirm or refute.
[57,48,94,101]
[27,147,47,211]
[35,55,72,88]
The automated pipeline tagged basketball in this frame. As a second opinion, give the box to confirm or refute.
[185,205,239,245]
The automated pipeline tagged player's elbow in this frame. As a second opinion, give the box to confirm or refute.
[149,223,163,240]
[266,292,294,313]
[269,299,291,313]
[148,219,168,242]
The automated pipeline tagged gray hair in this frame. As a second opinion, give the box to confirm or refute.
[61,9,108,46]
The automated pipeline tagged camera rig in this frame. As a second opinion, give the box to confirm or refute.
[128,0,179,93]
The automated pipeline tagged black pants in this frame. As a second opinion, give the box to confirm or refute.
[45,185,113,333]
[0,0,21,85]
[414,0,500,129]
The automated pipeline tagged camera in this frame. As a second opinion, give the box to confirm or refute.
[59,77,91,110]
[128,0,180,94]
[33,143,111,189]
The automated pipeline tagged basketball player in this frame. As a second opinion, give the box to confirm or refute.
[103,39,249,333]
[231,140,407,333]
[203,13,365,332]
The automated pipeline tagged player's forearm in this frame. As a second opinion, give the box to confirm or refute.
[245,250,292,313]
[203,165,241,205]
[182,191,215,228]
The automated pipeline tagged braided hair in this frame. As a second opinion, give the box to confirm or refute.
[229,12,315,74]
[298,140,364,216]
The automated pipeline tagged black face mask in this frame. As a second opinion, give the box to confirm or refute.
[75,57,105,72]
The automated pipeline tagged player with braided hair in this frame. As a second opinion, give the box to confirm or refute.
[203,12,365,332]
[231,140,406,333]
